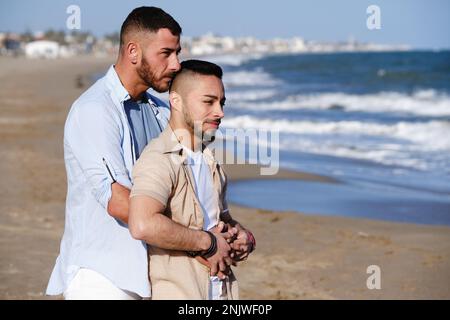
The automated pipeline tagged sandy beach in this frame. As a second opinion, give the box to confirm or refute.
[0,56,449,299]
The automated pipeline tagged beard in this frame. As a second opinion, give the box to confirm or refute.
[182,106,218,146]
[137,56,173,93]
[182,104,195,131]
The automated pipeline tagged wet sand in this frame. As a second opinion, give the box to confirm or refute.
[0,56,449,299]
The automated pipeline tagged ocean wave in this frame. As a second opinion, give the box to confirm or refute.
[221,115,450,171]
[221,115,450,150]
[280,139,433,171]
[223,69,281,87]
[225,89,278,101]
[230,89,450,117]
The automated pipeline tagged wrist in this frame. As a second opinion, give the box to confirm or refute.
[200,231,217,259]
[200,230,211,252]
[187,230,217,258]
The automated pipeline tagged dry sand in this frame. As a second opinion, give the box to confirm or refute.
[0,56,449,299]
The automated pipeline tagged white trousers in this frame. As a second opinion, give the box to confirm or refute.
[63,268,142,300]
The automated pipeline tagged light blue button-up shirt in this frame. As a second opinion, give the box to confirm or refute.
[124,98,164,159]
[46,65,169,297]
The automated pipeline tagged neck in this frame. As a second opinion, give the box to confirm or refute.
[169,118,203,152]
[114,60,148,101]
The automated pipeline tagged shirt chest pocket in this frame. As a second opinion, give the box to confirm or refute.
[168,169,203,230]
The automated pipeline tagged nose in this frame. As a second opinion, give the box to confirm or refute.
[170,54,181,73]
[215,104,225,119]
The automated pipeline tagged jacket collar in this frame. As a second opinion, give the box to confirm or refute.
[160,125,217,166]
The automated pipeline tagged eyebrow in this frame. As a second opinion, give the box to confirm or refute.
[203,95,218,99]
[203,95,226,104]
[161,47,182,54]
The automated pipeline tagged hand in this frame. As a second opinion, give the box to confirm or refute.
[206,222,237,278]
[230,229,254,262]
[195,256,231,280]
[211,221,238,244]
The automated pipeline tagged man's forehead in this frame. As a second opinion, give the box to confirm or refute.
[190,76,224,96]
[146,28,180,46]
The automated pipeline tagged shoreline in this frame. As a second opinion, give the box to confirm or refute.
[0,56,449,299]
[223,163,338,183]
[226,177,450,227]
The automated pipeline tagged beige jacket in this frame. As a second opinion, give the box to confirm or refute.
[130,125,239,300]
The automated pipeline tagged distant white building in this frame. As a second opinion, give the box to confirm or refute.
[25,40,60,59]
[221,36,235,51]
[191,43,216,55]
[290,37,306,52]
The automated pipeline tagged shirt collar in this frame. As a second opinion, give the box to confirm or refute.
[106,65,165,110]
[160,125,216,165]
[105,65,131,103]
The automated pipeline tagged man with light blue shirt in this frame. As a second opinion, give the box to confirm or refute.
[46,6,182,299]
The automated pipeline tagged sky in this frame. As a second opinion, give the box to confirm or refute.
[0,0,449,49]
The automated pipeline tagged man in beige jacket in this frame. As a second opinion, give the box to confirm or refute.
[128,60,256,299]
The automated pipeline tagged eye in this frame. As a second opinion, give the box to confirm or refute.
[204,100,213,105]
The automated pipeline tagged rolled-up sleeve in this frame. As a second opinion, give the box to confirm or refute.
[65,100,132,209]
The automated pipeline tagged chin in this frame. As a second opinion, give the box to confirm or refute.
[152,85,169,93]
[203,129,217,143]
[151,80,170,93]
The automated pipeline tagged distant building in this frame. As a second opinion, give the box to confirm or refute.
[2,30,408,59]
[25,40,60,59]
[290,37,306,52]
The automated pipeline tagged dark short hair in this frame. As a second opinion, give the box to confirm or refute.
[120,6,182,47]
[180,60,223,79]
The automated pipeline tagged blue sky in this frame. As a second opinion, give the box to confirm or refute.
[1,0,449,49]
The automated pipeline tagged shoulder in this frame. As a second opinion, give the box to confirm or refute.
[132,148,178,192]
[66,79,118,128]
[134,139,173,173]
[64,94,123,147]
[72,78,113,114]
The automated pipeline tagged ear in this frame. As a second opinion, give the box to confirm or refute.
[124,41,140,65]
[169,91,182,112]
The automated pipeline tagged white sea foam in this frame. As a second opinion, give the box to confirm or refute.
[222,115,450,149]
[225,89,278,101]
[231,89,450,117]
[221,115,450,170]
[280,139,432,170]
[223,69,281,87]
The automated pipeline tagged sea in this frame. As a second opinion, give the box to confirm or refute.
[155,50,450,226]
